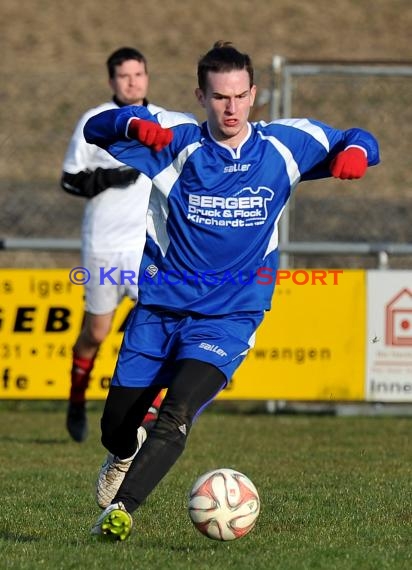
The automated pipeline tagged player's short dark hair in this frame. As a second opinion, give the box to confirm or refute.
[106,47,148,78]
[197,41,254,92]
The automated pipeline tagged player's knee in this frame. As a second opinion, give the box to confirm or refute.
[100,415,132,457]
[76,325,108,348]
[86,325,109,345]
[81,315,113,346]
[150,404,193,444]
[100,415,116,450]
[101,431,113,452]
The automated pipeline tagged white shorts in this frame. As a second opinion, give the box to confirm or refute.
[82,251,142,315]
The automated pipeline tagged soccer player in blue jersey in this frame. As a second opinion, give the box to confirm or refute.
[84,41,380,541]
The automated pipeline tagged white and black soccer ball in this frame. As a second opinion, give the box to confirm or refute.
[188,468,260,541]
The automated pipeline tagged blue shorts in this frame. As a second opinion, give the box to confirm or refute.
[112,304,264,388]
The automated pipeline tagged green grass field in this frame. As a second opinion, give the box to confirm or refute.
[0,403,411,570]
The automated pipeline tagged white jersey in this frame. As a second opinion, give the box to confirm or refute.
[62,100,167,255]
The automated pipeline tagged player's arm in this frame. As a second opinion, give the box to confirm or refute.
[302,123,380,180]
[84,107,200,183]
[60,165,140,198]
[83,106,187,178]
[83,106,171,150]
[327,127,380,179]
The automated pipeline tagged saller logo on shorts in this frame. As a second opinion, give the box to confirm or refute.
[198,342,227,357]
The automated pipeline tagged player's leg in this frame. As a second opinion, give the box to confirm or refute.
[67,311,113,442]
[91,306,225,539]
[67,251,122,442]
[93,302,173,510]
[111,359,226,513]
[107,311,263,513]
[100,384,162,457]
[95,383,160,509]
[92,358,226,540]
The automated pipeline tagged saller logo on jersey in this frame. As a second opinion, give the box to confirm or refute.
[223,163,251,173]
[187,187,275,228]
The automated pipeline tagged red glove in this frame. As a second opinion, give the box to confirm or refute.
[329,147,368,179]
[128,118,173,152]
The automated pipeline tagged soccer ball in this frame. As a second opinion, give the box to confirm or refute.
[188,468,260,541]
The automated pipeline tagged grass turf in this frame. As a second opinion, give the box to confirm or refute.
[0,404,411,569]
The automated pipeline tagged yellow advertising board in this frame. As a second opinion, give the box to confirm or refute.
[0,269,365,401]
[229,269,366,400]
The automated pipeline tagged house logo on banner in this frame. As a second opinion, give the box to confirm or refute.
[385,288,412,346]
[366,272,412,402]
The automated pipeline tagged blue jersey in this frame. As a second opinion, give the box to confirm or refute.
[84,108,379,316]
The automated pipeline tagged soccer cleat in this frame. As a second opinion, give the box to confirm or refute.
[66,401,88,443]
[91,502,133,541]
[96,426,147,509]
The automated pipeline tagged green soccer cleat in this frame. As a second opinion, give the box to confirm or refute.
[91,502,133,541]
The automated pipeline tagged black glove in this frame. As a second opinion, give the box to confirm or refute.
[61,166,140,198]
[100,166,140,188]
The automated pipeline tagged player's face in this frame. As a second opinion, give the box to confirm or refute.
[195,69,256,148]
[109,59,149,106]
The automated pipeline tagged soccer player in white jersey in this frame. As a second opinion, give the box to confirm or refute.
[83,41,380,541]
[61,47,180,444]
